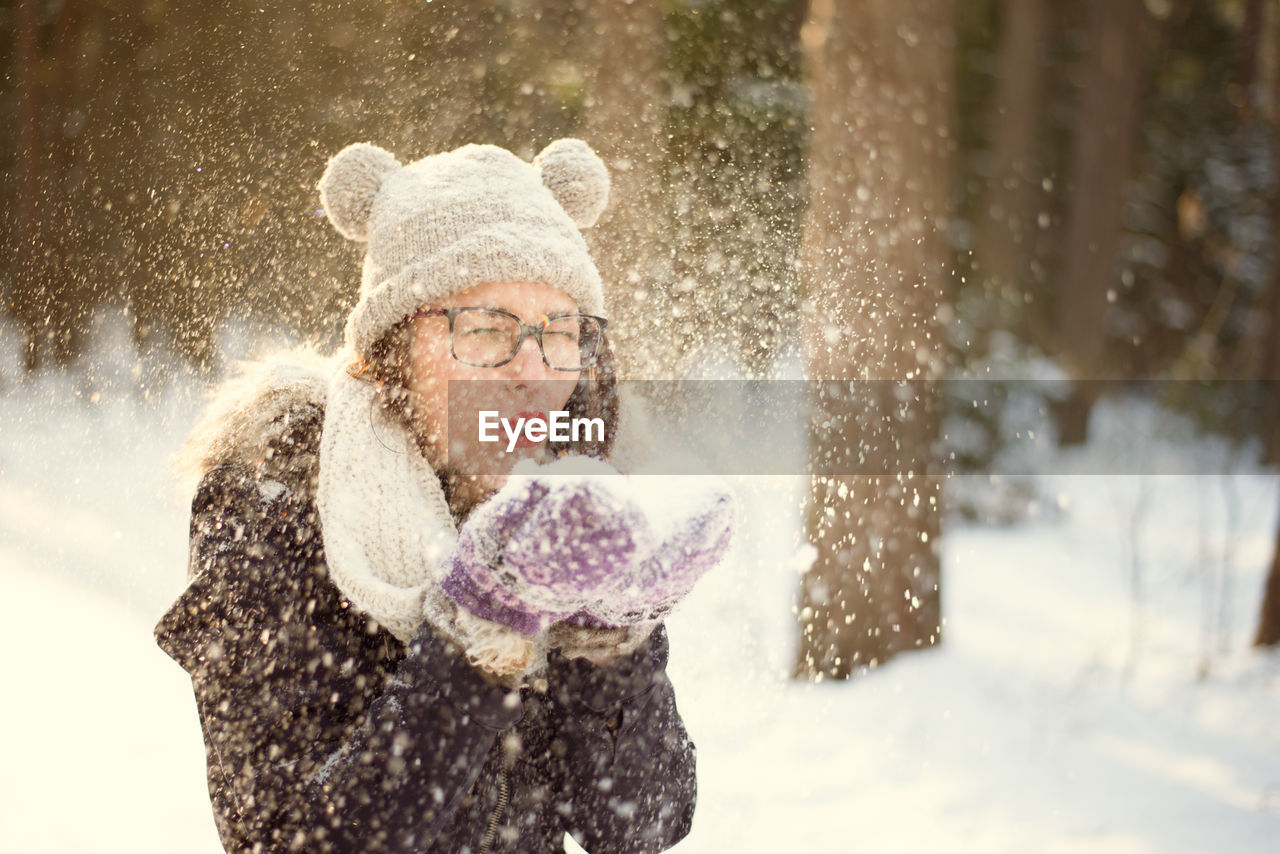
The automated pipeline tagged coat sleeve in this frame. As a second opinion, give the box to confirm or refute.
[155,463,521,853]
[546,626,698,854]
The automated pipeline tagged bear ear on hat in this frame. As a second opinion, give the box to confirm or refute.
[534,138,610,229]
[317,143,401,242]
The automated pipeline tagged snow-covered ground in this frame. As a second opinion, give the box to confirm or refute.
[1,308,1277,853]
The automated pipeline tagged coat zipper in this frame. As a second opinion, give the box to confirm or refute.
[476,766,510,854]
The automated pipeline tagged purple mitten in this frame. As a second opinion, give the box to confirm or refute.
[439,457,652,635]
[579,478,737,627]
[439,476,562,636]
[441,458,737,635]
[501,477,652,611]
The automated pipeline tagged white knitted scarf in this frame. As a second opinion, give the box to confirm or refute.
[314,352,464,646]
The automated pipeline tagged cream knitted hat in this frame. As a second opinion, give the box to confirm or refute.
[317,138,611,358]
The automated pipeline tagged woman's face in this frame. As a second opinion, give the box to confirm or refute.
[406,280,582,496]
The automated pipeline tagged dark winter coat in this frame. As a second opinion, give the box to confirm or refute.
[154,402,697,854]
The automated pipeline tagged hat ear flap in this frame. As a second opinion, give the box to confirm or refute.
[534,138,610,229]
[318,143,401,242]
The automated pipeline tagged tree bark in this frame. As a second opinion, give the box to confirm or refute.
[1253,2,1280,648]
[582,0,672,380]
[975,0,1049,312]
[1255,507,1280,647]
[48,0,87,367]
[1054,0,1148,445]
[794,0,952,680]
[1263,0,1280,466]
[14,0,45,371]
[1236,0,1265,125]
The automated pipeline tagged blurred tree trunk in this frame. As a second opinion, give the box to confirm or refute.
[11,0,89,370]
[1053,0,1148,445]
[1235,0,1265,125]
[1254,4,1280,648]
[110,6,169,360]
[1262,0,1280,467]
[976,0,1048,330]
[1257,508,1280,646]
[794,0,951,680]
[138,0,223,374]
[582,0,672,380]
[14,0,46,371]
[48,0,88,367]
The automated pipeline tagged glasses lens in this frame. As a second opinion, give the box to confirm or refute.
[543,315,602,370]
[451,309,522,365]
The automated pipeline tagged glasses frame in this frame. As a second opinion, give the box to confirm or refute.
[413,306,609,371]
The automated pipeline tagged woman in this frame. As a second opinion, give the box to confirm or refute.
[155,138,734,854]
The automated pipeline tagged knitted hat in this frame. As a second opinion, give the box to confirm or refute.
[318,138,611,358]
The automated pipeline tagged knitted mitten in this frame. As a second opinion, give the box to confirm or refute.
[580,479,736,626]
[501,476,653,613]
[439,461,651,636]
[439,457,737,662]
[439,475,555,636]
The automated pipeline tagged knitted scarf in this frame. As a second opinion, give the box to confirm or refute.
[314,351,471,647]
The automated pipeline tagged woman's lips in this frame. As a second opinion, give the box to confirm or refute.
[513,410,548,448]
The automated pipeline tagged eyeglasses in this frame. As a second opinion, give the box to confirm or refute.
[413,306,608,371]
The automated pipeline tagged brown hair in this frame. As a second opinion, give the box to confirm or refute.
[347,315,621,466]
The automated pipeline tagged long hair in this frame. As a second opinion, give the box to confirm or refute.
[348,315,621,466]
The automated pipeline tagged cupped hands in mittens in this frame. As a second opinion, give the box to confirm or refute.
[439,457,653,638]
[501,473,654,615]
[438,454,738,672]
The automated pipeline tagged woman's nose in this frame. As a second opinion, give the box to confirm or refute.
[505,333,550,380]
